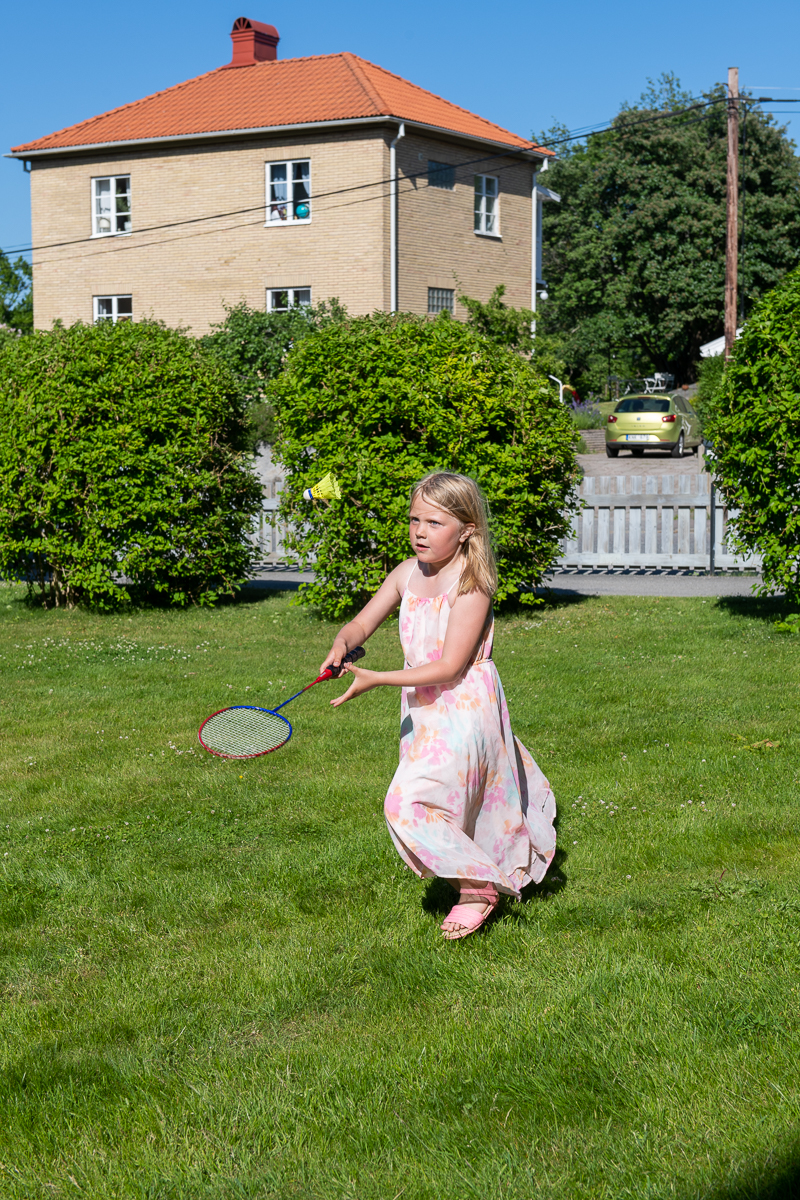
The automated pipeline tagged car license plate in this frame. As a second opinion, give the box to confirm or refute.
[626,434,650,441]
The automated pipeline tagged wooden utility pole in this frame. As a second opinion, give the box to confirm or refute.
[725,66,739,359]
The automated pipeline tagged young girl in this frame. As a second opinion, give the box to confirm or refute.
[321,472,556,940]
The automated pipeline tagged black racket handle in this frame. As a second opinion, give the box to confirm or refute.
[327,646,366,678]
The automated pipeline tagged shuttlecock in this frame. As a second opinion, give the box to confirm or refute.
[303,472,342,502]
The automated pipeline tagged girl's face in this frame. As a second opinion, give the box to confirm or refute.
[409,495,474,566]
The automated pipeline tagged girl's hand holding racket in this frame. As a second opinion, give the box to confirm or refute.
[319,636,351,676]
[329,663,379,708]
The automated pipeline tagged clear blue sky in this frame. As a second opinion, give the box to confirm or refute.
[3,0,800,257]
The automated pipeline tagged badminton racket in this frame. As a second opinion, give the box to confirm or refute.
[198,646,366,760]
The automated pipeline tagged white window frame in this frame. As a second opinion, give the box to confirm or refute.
[265,160,311,225]
[266,288,312,313]
[474,174,500,237]
[93,295,133,323]
[92,175,132,237]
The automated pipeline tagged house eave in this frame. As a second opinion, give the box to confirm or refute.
[7,114,550,163]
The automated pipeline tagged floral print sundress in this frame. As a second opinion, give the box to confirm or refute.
[384,566,556,897]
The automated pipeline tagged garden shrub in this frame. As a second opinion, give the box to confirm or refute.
[693,353,725,424]
[705,267,800,599]
[201,299,347,449]
[0,320,263,608]
[269,312,579,619]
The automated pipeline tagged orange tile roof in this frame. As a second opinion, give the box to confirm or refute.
[11,52,550,156]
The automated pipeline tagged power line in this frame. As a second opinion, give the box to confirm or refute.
[8,93,777,267]
[5,94,728,259]
[4,145,540,257]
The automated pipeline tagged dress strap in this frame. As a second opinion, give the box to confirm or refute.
[403,561,417,594]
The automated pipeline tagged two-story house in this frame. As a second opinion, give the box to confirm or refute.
[9,16,555,333]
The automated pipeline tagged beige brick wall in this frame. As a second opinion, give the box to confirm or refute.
[31,128,391,334]
[30,124,534,332]
[395,132,534,318]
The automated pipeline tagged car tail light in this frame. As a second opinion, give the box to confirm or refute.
[662,414,677,423]
[608,414,617,423]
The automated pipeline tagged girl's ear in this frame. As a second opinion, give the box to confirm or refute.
[459,524,476,545]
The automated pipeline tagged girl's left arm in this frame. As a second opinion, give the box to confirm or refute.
[330,590,491,707]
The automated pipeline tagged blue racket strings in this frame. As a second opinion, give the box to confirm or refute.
[199,706,292,759]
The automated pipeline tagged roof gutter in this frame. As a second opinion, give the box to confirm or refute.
[7,115,550,163]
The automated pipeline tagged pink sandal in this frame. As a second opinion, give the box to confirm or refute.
[441,884,500,941]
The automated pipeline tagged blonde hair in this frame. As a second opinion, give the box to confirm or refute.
[410,472,497,597]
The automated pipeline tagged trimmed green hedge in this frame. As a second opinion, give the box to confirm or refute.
[0,320,263,608]
[706,268,800,598]
[269,312,579,619]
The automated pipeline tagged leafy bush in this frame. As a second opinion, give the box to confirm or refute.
[201,299,347,450]
[705,268,800,599]
[693,353,725,424]
[0,320,263,608]
[458,284,535,354]
[269,312,579,619]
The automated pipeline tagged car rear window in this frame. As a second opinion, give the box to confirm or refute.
[615,397,671,413]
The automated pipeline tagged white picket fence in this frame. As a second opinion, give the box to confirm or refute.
[556,474,761,571]
[249,453,761,574]
[251,449,287,561]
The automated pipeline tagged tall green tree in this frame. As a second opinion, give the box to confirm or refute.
[536,75,800,391]
[0,250,32,334]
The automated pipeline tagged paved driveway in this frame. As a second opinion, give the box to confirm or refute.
[579,448,708,479]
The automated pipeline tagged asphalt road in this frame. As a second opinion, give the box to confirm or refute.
[540,571,769,599]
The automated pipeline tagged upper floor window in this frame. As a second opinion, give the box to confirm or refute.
[428,161,455,190]
[428,287,454,315]
[94,295,132,323]
[267,288,311,312]
[267,160,311,223]
[93,176,131,236]
[474,174,499,236]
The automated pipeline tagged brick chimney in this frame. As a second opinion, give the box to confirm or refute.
[224,17,279,67]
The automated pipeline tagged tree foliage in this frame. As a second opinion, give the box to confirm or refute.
[201,299,347,449]
[459,284,534,353]
[459,283,571,388]
[537,75,800,391]
[268,312,579,619]
[0,249,32,334]
[0,320,262,608]
[705,267,800,599]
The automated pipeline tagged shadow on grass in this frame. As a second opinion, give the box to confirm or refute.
[496,590,590,617]
[708,1145,800,1200]
[420,847,569,925]
[716,594,791,625]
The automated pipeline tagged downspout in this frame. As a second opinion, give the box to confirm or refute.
[390,122,405,313]
[530,164,539,336]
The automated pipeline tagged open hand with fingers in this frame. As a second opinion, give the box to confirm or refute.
[330,663,381,707]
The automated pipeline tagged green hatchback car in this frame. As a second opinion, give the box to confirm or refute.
[605,394,702,458]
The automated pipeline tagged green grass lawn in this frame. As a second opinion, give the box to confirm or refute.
[1,583,799,1199]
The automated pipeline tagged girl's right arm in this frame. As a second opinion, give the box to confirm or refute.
[319,559,413,674]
